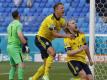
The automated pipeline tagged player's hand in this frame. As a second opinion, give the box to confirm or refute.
[25,46,30,53]
[22,43,30,53]
[66,34,75,39]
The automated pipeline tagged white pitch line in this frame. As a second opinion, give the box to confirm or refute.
[0,73,9,75]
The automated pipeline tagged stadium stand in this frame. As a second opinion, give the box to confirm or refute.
[0,0,90,33]
[0,0,107,55]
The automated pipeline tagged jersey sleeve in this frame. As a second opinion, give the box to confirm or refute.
[17,23,22,33]
[82,34,87,45]
[64,38,72,52]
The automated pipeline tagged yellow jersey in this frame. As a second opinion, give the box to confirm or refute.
[64,33,87,63]
[37,14,65,41]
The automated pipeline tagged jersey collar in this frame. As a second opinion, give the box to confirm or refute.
[53,13,60,20]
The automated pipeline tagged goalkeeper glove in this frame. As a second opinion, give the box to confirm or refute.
[22,43,30,53]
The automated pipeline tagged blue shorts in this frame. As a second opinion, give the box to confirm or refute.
[67,60,92,76]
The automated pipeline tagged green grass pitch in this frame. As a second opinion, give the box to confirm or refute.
[0,61,72,80]
[0,61,107,80]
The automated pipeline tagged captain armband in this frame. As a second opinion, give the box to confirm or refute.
[65,47,71,52]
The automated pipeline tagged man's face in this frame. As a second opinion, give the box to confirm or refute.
[68,20,78,32]
[56,5,64,17]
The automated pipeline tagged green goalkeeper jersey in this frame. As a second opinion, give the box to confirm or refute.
[7,20,22,48]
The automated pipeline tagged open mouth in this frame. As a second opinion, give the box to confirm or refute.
[62,11,64,14]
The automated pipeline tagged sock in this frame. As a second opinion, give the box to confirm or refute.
[18,67,24,80]
[44,56,54,76]
[32,65,45,80]
[9,66,16,80]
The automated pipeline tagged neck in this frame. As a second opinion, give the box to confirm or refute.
[15,18,19,21]
[54,12,60,20]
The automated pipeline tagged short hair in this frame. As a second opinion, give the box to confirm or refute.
[53,2,64,11]
[12,10,19,19]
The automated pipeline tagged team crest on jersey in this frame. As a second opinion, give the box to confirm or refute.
[64,43,67,46]
[49,24,56,30]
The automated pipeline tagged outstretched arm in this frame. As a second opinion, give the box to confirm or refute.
[82,45,93,66]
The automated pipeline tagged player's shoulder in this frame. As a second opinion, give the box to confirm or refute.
[42,14,53,23]
[46,14,53,20]
[16,20,22,27]
[60,16,65,20]
[79,31,85,34]
[64,38,71,42]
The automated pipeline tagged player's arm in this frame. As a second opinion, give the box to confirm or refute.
[52,30,72,38]
[18,32,26,44]
[64,39,83,56]
[67,47,83,56]
[82,45,93,65]
[48,24,72,38]
[47,18,72,38]
[17,24,29,53]
[81,35,93,65]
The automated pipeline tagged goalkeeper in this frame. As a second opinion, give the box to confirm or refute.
[64,20,93,80]
[7,10,29,80]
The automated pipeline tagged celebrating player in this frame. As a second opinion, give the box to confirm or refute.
[30,2,72,80]
[64,20,93,80]
[7,10,29,80]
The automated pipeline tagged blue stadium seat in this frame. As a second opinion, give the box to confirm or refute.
[5,8,11,13]
[0,27,6,33]
[0,0,6,2]
[48,8,53,14]
[18,8,24,13]
[69,7,75,12]
[64,3,70,11]
[77,22,82,27]
[80,13,86,17]
[79,0,86,4]
[24,8,30,16]
[41,0,47,2]
[6,0,11,3]
[76,8,82,13]
[60,0,66,3]
[73,0,80,3]
[42,8,49,16]
[39,3,46,8]
[82,7,88,13]
[73,12,79,17]
[78,18,84,23]
[78,1,85,8]
[54,0,60,3]
[71,2,78,8]
[35,0,42,2]
[66,0,73,3]
[0,3,2,8]
[45,2,54,8]
[8,3,15,8]
[0,8,5,12]
[36,8,42,13]
[34,3,39,9]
